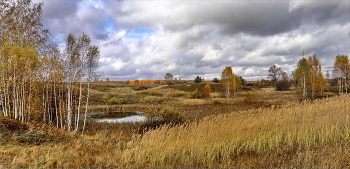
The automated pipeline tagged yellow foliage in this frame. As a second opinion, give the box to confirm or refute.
[203,84,211,99]
[243,91,257,104]
[192,88,199,99]
[107,97,120,105]
[2,95,350,168]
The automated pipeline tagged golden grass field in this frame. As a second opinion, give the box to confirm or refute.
[1,84,349,168]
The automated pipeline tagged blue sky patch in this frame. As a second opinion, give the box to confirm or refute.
[125,28,155,39]
[105,18,115,29]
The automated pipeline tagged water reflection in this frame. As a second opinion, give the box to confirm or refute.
[95,115,146,123]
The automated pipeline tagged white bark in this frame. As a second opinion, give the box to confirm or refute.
[67,86,72,131]
[82,82,90,135]
[74,82,82,132]
[303,76,307,98]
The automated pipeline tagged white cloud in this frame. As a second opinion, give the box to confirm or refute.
[39,0,350,81]
[112,59,128,71]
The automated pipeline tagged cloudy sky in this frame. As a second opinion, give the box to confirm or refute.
[35,0,349,81]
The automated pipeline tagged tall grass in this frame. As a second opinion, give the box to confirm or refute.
[1,94,350,168]
[122,94,350,168]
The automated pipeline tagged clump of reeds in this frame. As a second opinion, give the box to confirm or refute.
[2,94,350,168]
[121,94,350,168]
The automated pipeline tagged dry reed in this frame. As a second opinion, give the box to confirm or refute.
[122,94,350,168]
[1,94,350,168]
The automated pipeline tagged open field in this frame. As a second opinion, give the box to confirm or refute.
[1,83,349,168]
[1,0,349,168]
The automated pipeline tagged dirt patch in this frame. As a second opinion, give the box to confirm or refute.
[1,117,29,132]
[1,117,71,145]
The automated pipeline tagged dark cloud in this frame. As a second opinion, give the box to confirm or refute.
[41,0,80,20]
[214,1,301,36]
[38,0,350,81]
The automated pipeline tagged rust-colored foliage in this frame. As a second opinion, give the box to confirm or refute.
[203,84,211,99]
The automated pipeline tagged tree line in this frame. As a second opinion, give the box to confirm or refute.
[0,0,100,133]
[165,53,348,100]
[264,54,348,99]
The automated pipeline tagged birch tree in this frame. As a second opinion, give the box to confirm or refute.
[0,43,40,122]
[308,54,324,99]
[233,75,243,96]
[82,45,100,134]
[0,0,49,122]
[74,33,91,132]
[326,71,330,84]
[45,44,65,128]
[0,0,49,48]
[64,34,81,131]
[203,84,211,100]
[0,0,100,133]
[333,55,349,95]
[295,58,311,98]
[221,67,234,99]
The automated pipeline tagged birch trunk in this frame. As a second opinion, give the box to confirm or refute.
[54,82,59,128]
[67,85,72,131]
[345,77,348,93]
[303,76,306,98]
[74,82,82,132]
[82,82,90,135]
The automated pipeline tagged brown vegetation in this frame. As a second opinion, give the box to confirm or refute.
[1,0,349,168]
[1,83,350,168]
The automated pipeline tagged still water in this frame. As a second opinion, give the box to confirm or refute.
[95,115,146,123]
[91,111,147,123]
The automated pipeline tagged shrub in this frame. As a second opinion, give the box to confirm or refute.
[276,80,290,91]
[188,88,202,99]
[107,97,120,105]
[212,99,222,105]
[203,84,211,99]
[186,92,192,99]
[243,91,257,105]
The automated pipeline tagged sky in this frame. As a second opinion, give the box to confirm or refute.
[34,0,350,81]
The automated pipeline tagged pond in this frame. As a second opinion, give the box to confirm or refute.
[89,111,147,123]
[95,115,146,123]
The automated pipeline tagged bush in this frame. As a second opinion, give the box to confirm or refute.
[212,99,222,105]
[186,92,192,99]
[187,88,202,99]
[276,80,290,91]
[107,97,120,105]
[243,91,257,105]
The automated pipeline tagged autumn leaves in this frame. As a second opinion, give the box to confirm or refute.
[0,0,100,133]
